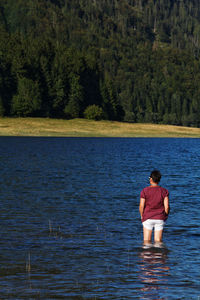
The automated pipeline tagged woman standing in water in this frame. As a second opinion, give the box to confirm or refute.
[139,170,170,244]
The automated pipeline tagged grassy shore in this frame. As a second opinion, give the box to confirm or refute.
[0,117,200,137]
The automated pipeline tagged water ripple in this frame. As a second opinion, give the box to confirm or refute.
[0,137,199,299]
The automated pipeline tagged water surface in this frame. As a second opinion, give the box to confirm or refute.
[0,137,199,299]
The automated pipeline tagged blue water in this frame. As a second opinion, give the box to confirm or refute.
[0,137,199,299]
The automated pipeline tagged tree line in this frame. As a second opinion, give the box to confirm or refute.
[1,0,200,126]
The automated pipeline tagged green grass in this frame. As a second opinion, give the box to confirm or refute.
[0,117,200,137]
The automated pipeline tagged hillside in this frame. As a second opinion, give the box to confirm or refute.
[1,1,200,126]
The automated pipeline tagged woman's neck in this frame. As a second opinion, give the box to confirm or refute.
[150,178,159,187]
[151,183,158,187]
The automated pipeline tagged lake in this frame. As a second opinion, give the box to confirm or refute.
[0,137,199,299]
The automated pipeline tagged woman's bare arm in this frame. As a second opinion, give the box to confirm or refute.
[164,196,170,215]
[139,198,145,219]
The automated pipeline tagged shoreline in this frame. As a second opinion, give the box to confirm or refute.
[0,117,200,138]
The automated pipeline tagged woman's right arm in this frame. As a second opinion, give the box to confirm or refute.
[164,196,170,215]
[139,198,145,220]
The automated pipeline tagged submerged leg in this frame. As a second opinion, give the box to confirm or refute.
[154,229,163,243]
[143,226,152,243]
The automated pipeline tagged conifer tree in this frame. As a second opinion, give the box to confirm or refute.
[11,77,41,116]
[64,75,83,118]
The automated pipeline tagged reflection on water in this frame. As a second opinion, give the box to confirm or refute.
[138,243,170,300]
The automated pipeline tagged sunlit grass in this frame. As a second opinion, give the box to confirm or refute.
[0,117,200,137]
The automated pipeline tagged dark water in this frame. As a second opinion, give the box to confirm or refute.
[0,137,200,299]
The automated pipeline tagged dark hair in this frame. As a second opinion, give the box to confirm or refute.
[150,170,161,183]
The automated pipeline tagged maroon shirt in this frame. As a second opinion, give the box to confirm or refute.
[140,186,169,222]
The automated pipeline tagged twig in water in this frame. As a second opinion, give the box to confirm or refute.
[26,252,31,274]
[127,248,130,271]
[49,220,52,235]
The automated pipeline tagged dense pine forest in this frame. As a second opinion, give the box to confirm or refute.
[1,0,200,126]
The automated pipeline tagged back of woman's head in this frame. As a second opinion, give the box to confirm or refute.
[150,170,161,183]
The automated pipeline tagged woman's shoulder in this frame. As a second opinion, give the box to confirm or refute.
[140,186,150,197]
[160,186,168,191]
[160,186,169,195]
[141,186,152,193]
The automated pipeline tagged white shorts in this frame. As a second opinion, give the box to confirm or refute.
[142,219,165,231]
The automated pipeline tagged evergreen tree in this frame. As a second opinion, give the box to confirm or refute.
[64,75,83,118]
[11,77,41,116]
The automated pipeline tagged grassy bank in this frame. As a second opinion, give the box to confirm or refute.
[0,117,200,137]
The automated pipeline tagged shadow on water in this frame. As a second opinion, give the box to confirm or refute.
[137,243,170,300]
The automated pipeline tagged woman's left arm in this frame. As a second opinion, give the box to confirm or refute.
[164,196,170,215]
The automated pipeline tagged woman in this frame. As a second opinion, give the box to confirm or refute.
[139,170,170,244]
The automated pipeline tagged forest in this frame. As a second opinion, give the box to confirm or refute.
[1,0,200,126]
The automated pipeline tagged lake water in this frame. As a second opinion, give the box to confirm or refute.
[0,137,200,299]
